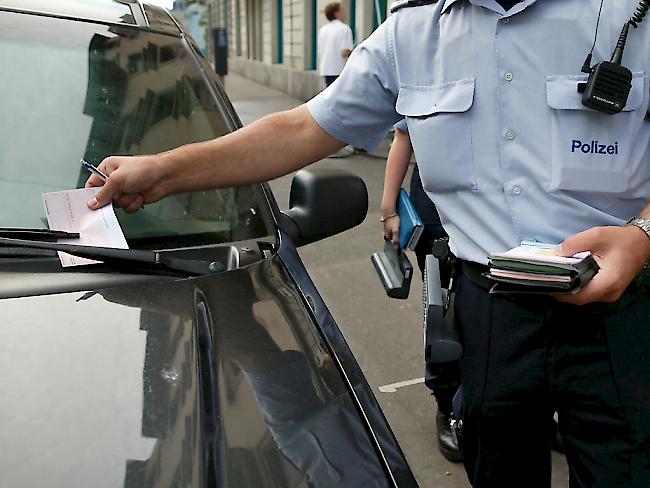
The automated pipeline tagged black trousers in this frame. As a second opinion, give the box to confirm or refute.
[455,270,650,487]
[324,75,338,87]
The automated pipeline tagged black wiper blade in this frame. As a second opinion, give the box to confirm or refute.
[0,237,225,276]
[0,228,79,241]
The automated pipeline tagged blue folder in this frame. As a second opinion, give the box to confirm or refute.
[397,188,424,250]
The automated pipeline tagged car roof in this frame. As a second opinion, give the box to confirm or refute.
[0,0,180,35]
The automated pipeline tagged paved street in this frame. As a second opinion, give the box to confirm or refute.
[225,73,570,487]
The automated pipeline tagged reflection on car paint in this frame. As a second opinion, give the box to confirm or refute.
[97,255,392,486]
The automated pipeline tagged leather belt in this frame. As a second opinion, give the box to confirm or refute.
[458,260,492,291]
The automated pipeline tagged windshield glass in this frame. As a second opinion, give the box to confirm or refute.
[0,10,271,250]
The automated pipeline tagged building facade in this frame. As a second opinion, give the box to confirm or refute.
[201,0,390,100]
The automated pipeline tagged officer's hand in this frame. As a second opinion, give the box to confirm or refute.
[85,155,167,213]
[556,226,650,306]
[382,214,400,247]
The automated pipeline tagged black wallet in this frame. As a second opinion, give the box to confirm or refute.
[371,241,413,299]
[486,254,600,294]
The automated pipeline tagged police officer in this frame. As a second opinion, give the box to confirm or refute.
[87,0,650,486]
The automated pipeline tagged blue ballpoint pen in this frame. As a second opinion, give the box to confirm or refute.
[81,159,108,182]
[81,159,145,209]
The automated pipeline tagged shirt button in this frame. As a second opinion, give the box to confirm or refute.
[505,72,513,82]
[500,17,510,24]
[506,130,516,141]
[513,186,522,195]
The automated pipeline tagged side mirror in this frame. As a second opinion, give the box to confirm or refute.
[281,168,368,247]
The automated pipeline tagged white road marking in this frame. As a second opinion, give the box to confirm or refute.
[378,377,425,393]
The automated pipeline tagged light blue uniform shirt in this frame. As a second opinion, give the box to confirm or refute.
[394,119,408,134]
[307,0,650,264]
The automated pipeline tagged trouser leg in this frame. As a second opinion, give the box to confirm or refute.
[425,361,461,414]
[454,275,553,487]
[324,75,338,87]
[549,276,650,488]
[456,270,650,488]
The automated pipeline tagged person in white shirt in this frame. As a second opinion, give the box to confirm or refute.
[318,3,353,87]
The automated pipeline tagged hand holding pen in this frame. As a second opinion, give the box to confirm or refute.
[82,159,145,211]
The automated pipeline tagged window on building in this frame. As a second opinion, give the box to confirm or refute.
[246,0,262,61]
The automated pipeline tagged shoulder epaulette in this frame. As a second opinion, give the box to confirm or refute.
[390,0,439,14]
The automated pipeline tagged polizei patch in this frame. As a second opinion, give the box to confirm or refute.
[571,140,619,155]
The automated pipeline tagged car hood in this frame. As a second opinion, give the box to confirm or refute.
[0,255,390,487]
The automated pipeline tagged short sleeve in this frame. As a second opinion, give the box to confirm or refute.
[307,19,400,152]
[343,26,354,51]
[393,119,408,134]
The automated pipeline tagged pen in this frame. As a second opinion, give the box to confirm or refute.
[81,159,108,182]
[81,159,145,209]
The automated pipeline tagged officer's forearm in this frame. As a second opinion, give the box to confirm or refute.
[157,105,345,195]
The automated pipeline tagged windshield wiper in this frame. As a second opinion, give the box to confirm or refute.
[0,237,225,276]
[0,228,79,241]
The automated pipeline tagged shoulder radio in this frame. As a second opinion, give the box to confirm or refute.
[579,1,649,114]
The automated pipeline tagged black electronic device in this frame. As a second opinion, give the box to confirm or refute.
[579,1,648,114]
[423,254,462,363]
[371,240,413,299]
[580,60,632,114]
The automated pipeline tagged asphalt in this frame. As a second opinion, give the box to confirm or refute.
[224,73,570,488]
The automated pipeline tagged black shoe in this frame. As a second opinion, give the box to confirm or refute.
[436,409,462,462]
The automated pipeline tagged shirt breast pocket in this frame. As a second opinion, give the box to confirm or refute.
[546,72,647,194]
[396,78,477,192]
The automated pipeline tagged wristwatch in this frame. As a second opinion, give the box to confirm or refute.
[626,216,650,241]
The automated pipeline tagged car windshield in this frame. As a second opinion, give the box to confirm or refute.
[0,10,271,250]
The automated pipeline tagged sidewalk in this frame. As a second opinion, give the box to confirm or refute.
[225,73,301,125]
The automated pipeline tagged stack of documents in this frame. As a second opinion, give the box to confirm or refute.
[397,189,424,251]
[486,242,600,294]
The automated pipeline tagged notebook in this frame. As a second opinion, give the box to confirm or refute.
[397,188,424,251]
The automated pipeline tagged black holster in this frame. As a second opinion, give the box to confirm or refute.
[423,240,462,363]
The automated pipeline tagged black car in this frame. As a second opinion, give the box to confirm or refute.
[0,1,417,486]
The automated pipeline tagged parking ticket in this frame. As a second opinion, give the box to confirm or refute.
[42,188,128,267]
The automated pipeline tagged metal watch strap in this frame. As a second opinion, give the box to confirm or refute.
[626,216,650,240]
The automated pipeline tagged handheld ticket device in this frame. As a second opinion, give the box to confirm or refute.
[371,241,414,300]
